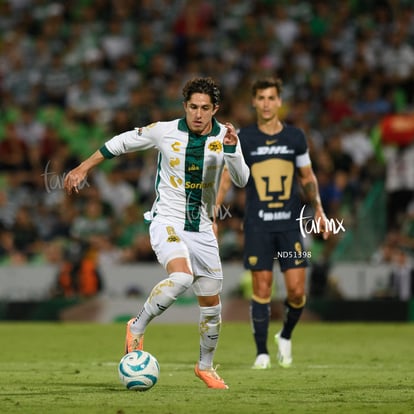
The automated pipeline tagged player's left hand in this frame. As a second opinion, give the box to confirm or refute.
[223,122,238,145]
[315,209,330,240]
[64,166,87,194]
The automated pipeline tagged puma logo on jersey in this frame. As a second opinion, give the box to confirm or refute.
[251,145,294,156]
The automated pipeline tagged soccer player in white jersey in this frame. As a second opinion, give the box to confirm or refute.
[64,77,249,389]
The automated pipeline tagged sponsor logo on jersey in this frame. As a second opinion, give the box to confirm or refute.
[208,140,223,152]
[258,210,292,221]
[170,176,183,188]
[170,157,180,167]
[171,141,181,152]
[251,145,294,156]
[265,139,277,145]
[185,181,214,189]
[188,163,200,171]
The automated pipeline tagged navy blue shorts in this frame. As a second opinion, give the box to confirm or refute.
[243,229,309,272]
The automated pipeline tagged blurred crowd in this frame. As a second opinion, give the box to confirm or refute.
[1,0,414,297]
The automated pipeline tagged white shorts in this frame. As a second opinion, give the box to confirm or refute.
[149,220,223,295]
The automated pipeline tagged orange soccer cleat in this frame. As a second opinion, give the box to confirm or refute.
[194,363,229,389]
[124,318,144,354]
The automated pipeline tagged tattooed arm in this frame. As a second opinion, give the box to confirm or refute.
[297,165,329,240]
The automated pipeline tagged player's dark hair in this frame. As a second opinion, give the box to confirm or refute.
[182,77,221,106]
[252,77,283,97]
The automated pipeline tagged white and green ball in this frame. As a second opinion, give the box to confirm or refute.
[118,350,160,391]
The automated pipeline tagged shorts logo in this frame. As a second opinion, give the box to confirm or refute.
[166,226,180,242]
[294,242,304,265]
[248,256,258,266]
[208,140,222,152]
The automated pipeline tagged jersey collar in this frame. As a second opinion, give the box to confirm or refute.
[178,118,221,137]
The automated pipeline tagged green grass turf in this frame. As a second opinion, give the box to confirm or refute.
[0,322,413,414]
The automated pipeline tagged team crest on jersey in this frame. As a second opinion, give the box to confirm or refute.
[208,141,222,152]
[136,127,143,136]
[166,226,180,242]
[248,256,258,266]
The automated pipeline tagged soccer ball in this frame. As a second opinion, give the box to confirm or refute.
[118,350,160,391]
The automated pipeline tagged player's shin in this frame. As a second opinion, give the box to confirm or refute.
[132,272,193,333]
[281,296,306,339]
[198,303,222,370]
[250,296,271,355]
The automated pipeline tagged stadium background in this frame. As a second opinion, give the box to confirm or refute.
[0,0,413,321]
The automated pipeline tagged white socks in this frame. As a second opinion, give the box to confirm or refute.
[131,273,222,371]
[131,272,193,334]
[198,303,222,370]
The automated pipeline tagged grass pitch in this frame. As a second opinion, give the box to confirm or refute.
[0,321,413,414]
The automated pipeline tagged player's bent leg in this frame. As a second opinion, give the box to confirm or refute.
[144,271,193,316]
[125,272,193,354]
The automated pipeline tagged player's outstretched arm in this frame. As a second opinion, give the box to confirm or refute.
[64,150,105,194]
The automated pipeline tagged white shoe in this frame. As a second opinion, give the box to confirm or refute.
[275,332,292,368]
[252,353,271,369]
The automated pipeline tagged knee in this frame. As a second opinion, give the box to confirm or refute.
[287,291,306,308]
[200,302,222,322]
[252,272,273,298]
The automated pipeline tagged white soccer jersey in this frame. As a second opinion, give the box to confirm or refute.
[100,118,249,232]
